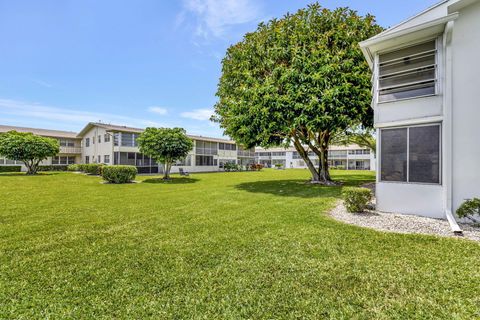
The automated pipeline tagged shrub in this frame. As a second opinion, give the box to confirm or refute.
[67,164,80,171]
[250,163,264,171]
[342,187,372,213]
[456,198,480,223]
[0,166,21,172]
[38,165,69,172]
[102,165,137,184]
[84,164,104,175]
[224,162,239,172]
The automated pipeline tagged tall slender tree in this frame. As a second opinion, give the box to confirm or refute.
[212,3,382,183]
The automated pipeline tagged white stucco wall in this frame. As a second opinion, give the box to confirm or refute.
[376,182,445,218]
[450,1,480,212]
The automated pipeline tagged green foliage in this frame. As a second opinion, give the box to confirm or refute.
[38,165,69,172]
[332,126,376,155]
[456,198,480,222]
[67,164,80,172]
[0,131,59,175]
[342,187,372,213]
[224,162,239,172]
[213,3,382,183]
[83,163,104,175]
[138,127,193,179]
[0,166,21,172]
[102,165,137,184]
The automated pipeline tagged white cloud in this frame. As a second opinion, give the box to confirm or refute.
[180,108,213,121]
[0,98,159,129]
[180,0,261,38]
[148,106,168,115]
[31,79,54,88]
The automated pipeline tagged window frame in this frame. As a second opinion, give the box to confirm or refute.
[379,123,442,185]
[376,38,440,104]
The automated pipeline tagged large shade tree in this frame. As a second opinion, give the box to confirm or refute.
[212,4,382,183]
[137,127,193,180]
[0,131,60,175]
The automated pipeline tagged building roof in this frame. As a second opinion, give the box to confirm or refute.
[359,0,478,66]
[0,125,79,139]
[77,122,236,143]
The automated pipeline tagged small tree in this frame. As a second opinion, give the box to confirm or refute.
[137,127,193,180]
[212,4,382,184]
[0,131,59,175]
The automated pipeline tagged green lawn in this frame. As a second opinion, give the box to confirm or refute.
[1,170,479,319]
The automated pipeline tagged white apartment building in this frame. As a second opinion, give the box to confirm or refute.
[78,122,256,173]
[360,0,480,224]
[0,125,82,167]
[255,145,376,171]
[0,122,255,173]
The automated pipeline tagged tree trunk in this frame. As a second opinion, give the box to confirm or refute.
[24,159,38,175]
[317,130,332,183]
[293,136,320,182]
[163,161,172,180]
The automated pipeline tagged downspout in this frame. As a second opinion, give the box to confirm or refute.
[443,20,462,235]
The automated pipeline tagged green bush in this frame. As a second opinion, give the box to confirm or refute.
[224,162,238,172]
[102,165,137,184]
[38,165,69,172]
[0,166,21,172]
[456,198,480,222]
[84,164,104,175]
[67,164,80,171]
[342,187,372,213]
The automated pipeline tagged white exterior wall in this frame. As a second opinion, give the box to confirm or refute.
[450,1,480,212]
[81,126,114,164]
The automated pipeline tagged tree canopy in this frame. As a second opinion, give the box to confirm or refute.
[137,127,193,180]
[0,131,60,175]
[212,3,382,183]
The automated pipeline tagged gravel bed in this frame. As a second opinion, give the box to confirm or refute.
[330,201,480,242]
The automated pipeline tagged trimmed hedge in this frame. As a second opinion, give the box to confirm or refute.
[67,164,80,171]
[38,165,69,172]
[342,187,372,213]
[102,165,137,184]
[84,164,104,175]
[0,166,22,173]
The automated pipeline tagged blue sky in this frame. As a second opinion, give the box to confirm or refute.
[0,0,439,137]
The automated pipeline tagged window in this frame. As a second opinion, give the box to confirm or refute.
[52,156,76,165]
[85,156,90,164]
[97,155,101,163]
[93,136,95,144]
[98,135,101,143]
[378,40,437,102]
[120,133,139,147]
[113,133,120,146]
[85,138,90,147]
[380,124,440,184]
[59,139,75,147]
[104,155,110,163]
[219,143,237,151]
[104,134,111,142]
[195,155,214,166]
[196,141,218,155]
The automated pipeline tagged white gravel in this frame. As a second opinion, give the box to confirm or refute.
[330,201,480,242]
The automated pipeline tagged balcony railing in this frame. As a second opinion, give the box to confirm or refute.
[59,146,82,154]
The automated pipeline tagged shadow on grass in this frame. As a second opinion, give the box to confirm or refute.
[235,173,375,199]
[143,177,199,184]
[0,172,61,177]
[235,179,343,199]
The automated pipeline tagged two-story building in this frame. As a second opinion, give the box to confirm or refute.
[77,122,255,173]
[255,145,375,171]
[360,0,480,227]
[0,125,82,168]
